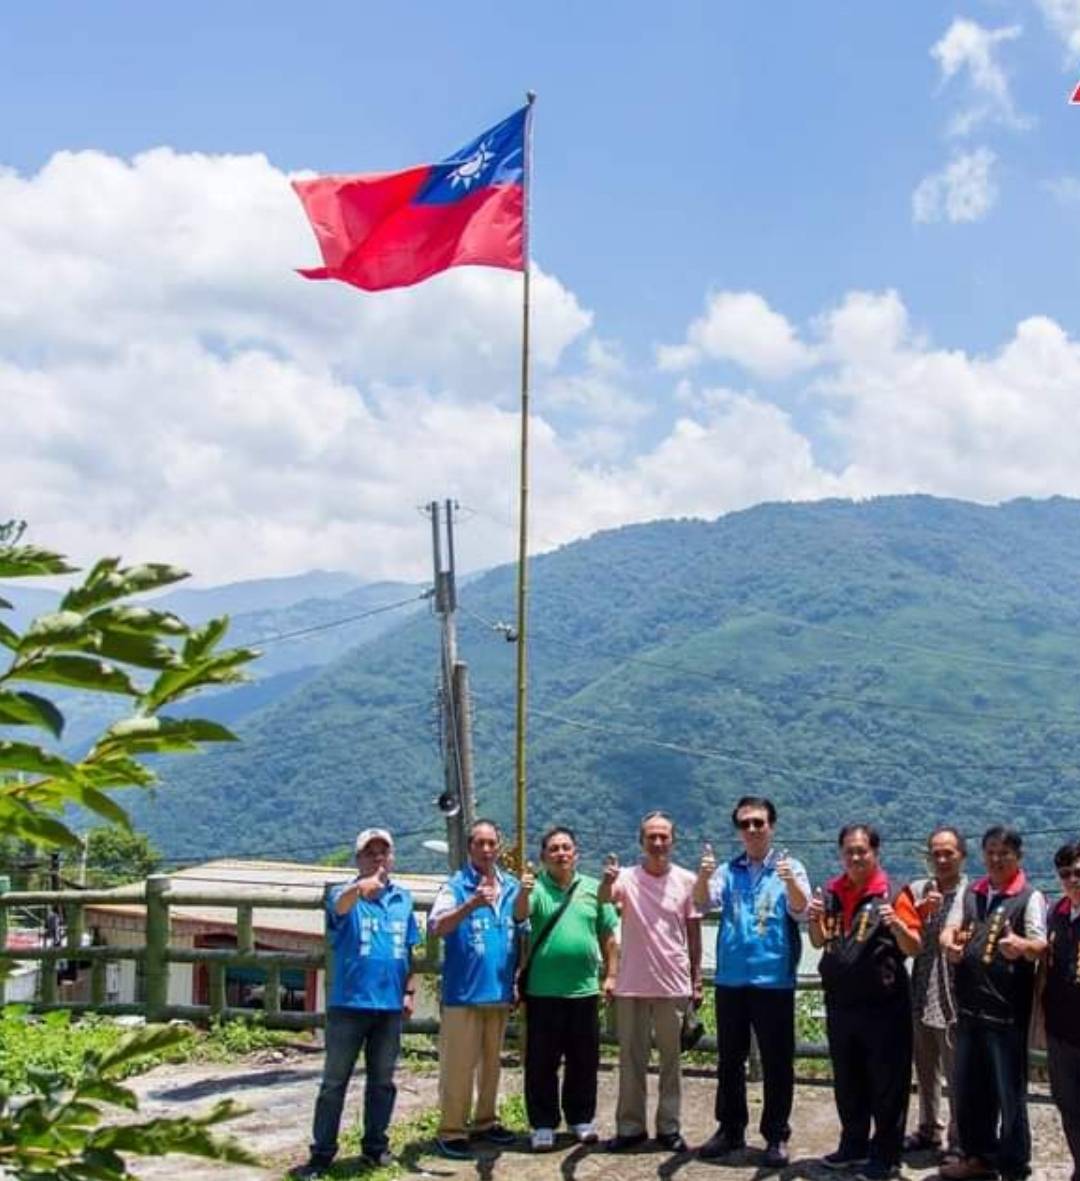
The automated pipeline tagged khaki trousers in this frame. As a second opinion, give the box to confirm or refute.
[913,1018,958,1152]
[615,996,687,1137]
[437,1004,510,1139]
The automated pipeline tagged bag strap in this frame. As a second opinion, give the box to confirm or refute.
[520,878,581,994]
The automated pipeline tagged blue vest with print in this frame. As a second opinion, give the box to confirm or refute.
[441,866,521,1006]
[714,855,801,989]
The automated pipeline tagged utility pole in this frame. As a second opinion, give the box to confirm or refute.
[429,499,476,871]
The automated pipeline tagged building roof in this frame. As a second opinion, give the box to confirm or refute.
[84,859,444,943]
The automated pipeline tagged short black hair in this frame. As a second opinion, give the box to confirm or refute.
[981,825,1022,855]
[1053,840,1080,870]
[731,796,777,826]
[468,818,501,845]
[638,810,676,842]
[539,825,577,855]
[927,825,967,857]
[838,823,880,850]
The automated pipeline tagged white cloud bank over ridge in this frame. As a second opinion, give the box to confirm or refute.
[912,148,999,223]
[4,147,1080,584]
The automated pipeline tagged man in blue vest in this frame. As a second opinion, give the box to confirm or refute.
[694,796,810,1167]
[429,818,529,1160]
[294,827,421,1179]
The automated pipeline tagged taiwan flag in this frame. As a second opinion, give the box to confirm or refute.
[293,106,528,293]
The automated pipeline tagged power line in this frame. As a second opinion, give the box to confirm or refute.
[244,592,429,648]
[529,707,1080,816]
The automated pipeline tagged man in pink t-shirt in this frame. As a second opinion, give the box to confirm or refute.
[598,810,702,1153]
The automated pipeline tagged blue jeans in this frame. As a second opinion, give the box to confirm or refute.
[310,1007,402,1163]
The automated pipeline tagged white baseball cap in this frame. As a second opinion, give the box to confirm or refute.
[355,827,394,853]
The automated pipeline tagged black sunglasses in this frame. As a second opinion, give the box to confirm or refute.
[737,817,769,831]
[1058,867,1080,882]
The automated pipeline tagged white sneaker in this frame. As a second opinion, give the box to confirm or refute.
[531,1128,556,1152]
[571,1122,599,1144]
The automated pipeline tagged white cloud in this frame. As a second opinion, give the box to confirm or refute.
[1035,0,1080,61]
[912,148,998,223]
[656,291,815,379]
[1043,174,1080,203]
[8,146,1080,588]
[931,18,1028,135]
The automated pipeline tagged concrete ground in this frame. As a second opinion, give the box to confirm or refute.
[119,1051,1073,1181]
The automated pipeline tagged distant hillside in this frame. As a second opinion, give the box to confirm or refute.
[131,496,1080,887]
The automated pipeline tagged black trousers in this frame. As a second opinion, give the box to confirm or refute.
[826,1001,912,1168]
[714,985,795,1144]
[1049,1036,1080,1181]
[523,994,601,1129]
[954,1015,1031,1179]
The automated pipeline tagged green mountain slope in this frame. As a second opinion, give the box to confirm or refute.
[131,496,1080,887]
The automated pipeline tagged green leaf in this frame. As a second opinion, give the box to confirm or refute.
[0,689,65,736]
[78,753,156,789]
[142,648,258,711]
[62,562,188,613]
[0,799,82,848]
[93,630,181,671]
[93,1025,192,1075]
[182,616,228,661]
[0,741,76,778]
[20,779,132,828]
[96,716,237,757]
[86,605,188,637]
[10,654,139,696]
[0,618,18,650]
[0,545,79,578]
[17,610,95,653]
[89,1101,259,1165]
[73,1079,139,1112]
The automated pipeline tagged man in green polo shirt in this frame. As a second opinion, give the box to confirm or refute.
[522,825,619,1152]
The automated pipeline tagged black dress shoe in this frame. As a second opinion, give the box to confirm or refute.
[655,1132,689,1153]
[605,1132,648,1152]
[698,1129,746,1159]
[763,1141,790,1167]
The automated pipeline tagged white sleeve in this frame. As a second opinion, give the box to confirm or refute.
[427,883,457,932]
[1025,891,1047,941]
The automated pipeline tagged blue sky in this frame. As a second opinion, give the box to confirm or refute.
[4,2,1080,582]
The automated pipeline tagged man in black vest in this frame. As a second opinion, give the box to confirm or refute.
[1045,839,1080,1181]
[939,826,1047,1181]
[808,823,923,1181]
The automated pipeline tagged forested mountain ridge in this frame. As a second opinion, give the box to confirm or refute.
[131,496,1080,886]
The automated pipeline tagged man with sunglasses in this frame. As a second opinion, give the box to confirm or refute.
[694,796,810,1167]
[940,826,1046,1181]
[1044,840,1080,1181]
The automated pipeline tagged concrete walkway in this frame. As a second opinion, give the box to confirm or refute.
[119,1051,1072,1181]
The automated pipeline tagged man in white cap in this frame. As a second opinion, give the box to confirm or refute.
[294,827,421,1179]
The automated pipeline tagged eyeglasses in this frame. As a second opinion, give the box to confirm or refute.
[737,817,768,831]
[1058,867,1080,882]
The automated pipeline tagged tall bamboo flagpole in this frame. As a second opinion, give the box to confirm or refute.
[513,92,536,874]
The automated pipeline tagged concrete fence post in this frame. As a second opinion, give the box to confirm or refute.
[144,874,170,1021]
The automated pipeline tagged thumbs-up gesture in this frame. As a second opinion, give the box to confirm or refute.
[358,865,389,900]
[808,886,826,923]
[603,852,620,888]
[917,887,944,918]
[698,842,716,879]
[997,920,1024,961]
[521,860,537,895]
[776,849,795,883]
[474,870,498,910]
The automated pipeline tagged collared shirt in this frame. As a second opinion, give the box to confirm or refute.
[326,879,421,1011]
[707,847,811,920]
[611,863,700,998]
[945,871,1047,941]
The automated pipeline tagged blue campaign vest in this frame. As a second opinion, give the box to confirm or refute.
[713,852,801,989]
[441,864,521,1006]
[327,881,420,1011]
